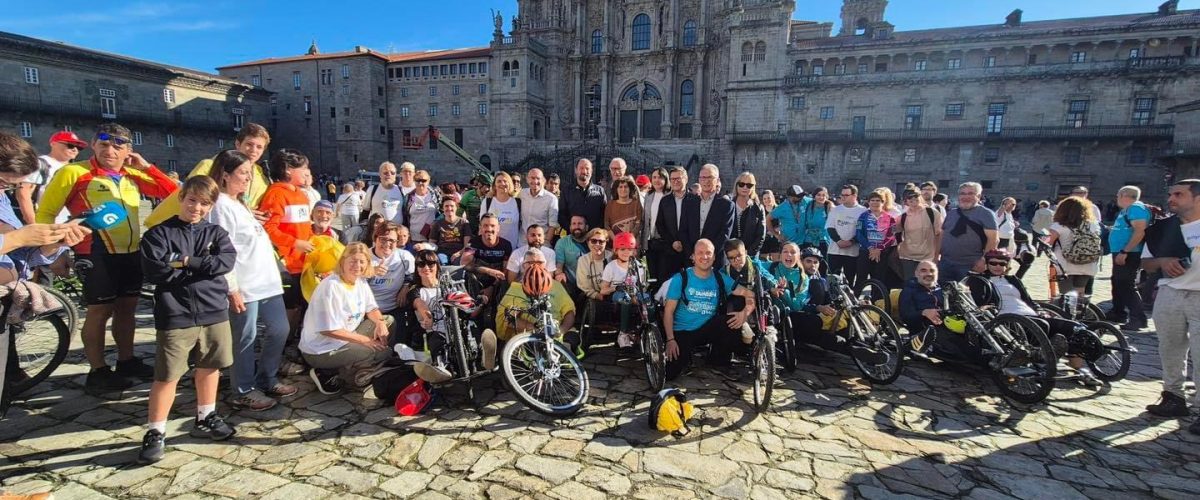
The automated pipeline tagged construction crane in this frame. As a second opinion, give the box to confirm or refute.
[401,126,488,175]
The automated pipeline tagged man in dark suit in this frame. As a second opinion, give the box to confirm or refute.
[654,166,697,285]
[679,164,735,269]
[558,158,607,231]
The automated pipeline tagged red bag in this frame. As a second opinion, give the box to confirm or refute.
[395,379,431,416]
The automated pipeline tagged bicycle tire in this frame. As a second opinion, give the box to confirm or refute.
[8,313,71,397]
[855,279,890,310]
[501,333,589,417]
[1086,322,1131,382]
[776,314,797,373]
[848,304,904,385]
[641,323,666,391]
[987,314,1057,404]
[750,336,775,413]
[41,286,79,333]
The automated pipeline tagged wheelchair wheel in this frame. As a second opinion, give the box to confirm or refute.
[776,314,797,373]
[987,314,1057,404]
[8,312,72,397]
[641,322,666,391]
[847,304,904,385]
[854,279,890,309]
[501,332,589,417]
[1085,322,1131,382]
[750,336,775,413]
[1080,303,1105,323]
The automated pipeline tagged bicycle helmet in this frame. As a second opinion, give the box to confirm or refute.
[943,315,968,334]
[800,247,823,260]
[522,263,553,297]
[614,231,637,251]
[984,249,1012,261]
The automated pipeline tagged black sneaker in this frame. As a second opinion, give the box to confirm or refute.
[1121,318,1147,332]
[910,326,936,354]
[85,366,133,395]
[138,429,166,464]
[1147,391,1190,417]
[309,368,343,395]
[189,413,236,441]
[1189,418,1200,436]
[115,357,156,380]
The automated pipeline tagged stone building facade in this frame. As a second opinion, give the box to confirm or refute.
[218,0,1200,202]
[0,31,269,174]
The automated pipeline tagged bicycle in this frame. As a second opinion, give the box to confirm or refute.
[500,291,590,417]
[615,258,667,391]
[821,271,905,385]
[4,286,74,397]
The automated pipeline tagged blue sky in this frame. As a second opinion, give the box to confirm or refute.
[0,0,1188,74]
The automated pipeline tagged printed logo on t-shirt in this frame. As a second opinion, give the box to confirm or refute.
[282,204,310,223]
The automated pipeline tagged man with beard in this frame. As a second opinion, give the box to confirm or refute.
[558,158,606,231]
[939,182,998,282]
[899,260,980,363]
[506,224,558,281]
[554,215,589,293]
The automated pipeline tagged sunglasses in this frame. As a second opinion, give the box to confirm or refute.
[736,182,754,189]
[95,132,130,146]
[375,237,398,244]
[416,179,429,184]
[987,261,1008,266]
[588,239,606,245]
[416,261,438,268]
[61,143,81,150]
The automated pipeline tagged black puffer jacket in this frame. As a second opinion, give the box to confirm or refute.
[732,201,766,256]
[140,216,236,330]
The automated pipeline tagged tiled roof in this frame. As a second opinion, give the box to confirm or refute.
[797,9,1200,49]
[217,49,391,69]
[219,46,491,69]
[387,47,491,63]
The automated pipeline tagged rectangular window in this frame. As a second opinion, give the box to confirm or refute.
[1133,97,1156,125]
[24,67,39,84]
[440,64,447,76]
[100,96,117,118]
[251,75,261,86]
[945,103,964,119]
[480,62,488,73]
[422,66,429,77]
[18,122,31,138]
[812,65,824,76]
[341,64,350,78]
[987,103,1006,134]
[903,148,917,163]
[133,131,143,145]
[330,107,337,118]
[946,58,961,69]
[233,113,244,130]
[403,67,412,78]
[303,96,312,115]
[452,104,461,116]
[479,103,488,115]
[857,63,869,73]
[380,126,386,136]
[1065,100,1089,128]
[343,107,350,117]
[904,105,923,130]
[1070,51,1087,63]
[99,88,116,97]
[450,64,457,75]
[875,62,888,72]
[378,108,385,118]
[914,60,927,71]
[1128,146,1148,165]
[341,84,349,96]
[985,56,996,67]
[430,86,437,96]
[479,83,487,94]
[1063,147,1082,165]
[469,62,478,73]
[459,63,467,74]
[401,87,409,98]
[293,71,301,89]
[428,103,438,117]
[168,160,178,170]
[400,106,410,117]
[984,147,1001,163]
[320,69,333,85]
[819,106,834,120]
[1129,48,1142,59]
[344,125,350,133]
[1028,54,1038,65]
[166,134,175,148]
[790,96,806,109]
[163,88,175,104]
[834,64,846,75]
[452,85,460,96]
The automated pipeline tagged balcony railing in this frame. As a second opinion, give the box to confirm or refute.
[785,57,1198,89]
[0,94,239,133]
[730,124,1175,143]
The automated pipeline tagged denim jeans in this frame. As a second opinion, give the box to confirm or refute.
[938,260,976,283]
[230,294,289,395]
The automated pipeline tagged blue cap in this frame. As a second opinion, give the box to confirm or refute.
[314,200,335,212]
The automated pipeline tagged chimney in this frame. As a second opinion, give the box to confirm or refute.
[1005,9,1023,27]
[306,39,320,55]
[1158,0,1178,16]
[354,45,367,53]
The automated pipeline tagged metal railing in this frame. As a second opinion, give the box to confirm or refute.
[785,57,1197,89]
[730,124,1175,143]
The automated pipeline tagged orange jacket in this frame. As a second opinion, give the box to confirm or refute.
[259,182,313,274]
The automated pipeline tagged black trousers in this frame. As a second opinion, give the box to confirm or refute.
[665,312,742,380]
[829,254,858,288]
[1110,253,1146,322]
[790,311,837,350]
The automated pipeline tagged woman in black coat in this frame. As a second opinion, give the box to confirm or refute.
[730,171,766,256]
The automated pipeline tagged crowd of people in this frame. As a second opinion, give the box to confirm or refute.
[1,121,1198,466]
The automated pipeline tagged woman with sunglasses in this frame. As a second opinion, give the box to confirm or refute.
[730,172,766,257]
[409,250,497,383]
[895,189,944,281]
[403,170,440,242]
[575,228,611,303]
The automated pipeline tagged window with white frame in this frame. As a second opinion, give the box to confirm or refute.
[903,148,917,163]
[985,55,996,67]
[914,60,928,71]
[251,75,261,86]
[18,122,32,138]
[341,64,350,78]
[428,103,438,116]
[1070,51,1087,63]
[24,67,39,84]
[452,104,461,116]
[133,131,143,145]
[293,71,301,89]
[163,88,175,104]
[100,91,117,119]
[479,103,488,115]
[400,106,410,117]
[166,134,175,148]
[946,58,961,69]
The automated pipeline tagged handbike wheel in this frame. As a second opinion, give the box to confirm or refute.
[1085,322,1131,382]
[1081,303,1105,323]
[750,337,775,413]
[501,333,589,417]
[855,279,890,310]
[641,323,666,391]
[776,315,797,373]
[9,313,72,397]
[987,314,1057,404]
[848,304,904,385]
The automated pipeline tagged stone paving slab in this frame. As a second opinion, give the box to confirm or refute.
[2,256,1199,499]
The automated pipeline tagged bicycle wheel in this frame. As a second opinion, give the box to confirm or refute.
[855,279,890,310]
[42,286,79,333]
[848,304,904,385]
[750,336,775,413]
[1080,303,1105,323]
[8,313,71,396]
[776,314,797,373]
[501,333,589,417]
[1084,322,1131,382]
[641,323,666,391]
[987,314,1057,404]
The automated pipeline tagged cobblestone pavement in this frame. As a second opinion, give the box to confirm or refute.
[2,256,1198,499]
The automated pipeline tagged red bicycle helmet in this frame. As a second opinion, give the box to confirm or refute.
[614,232,637,251]
[984,248,1012,261]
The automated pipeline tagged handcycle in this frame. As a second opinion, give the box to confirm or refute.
[499,288,590,417]
[421,266,495,401]
[795,271,905,385]
[745,266,786,413]
[611,258,668,391]
[925,281,1058,404]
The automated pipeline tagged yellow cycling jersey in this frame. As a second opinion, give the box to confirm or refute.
[143,158,270,227]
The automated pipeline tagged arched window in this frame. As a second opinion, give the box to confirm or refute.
[511,60,519,70]
[680,80,694,117]
[754,41,767,62]
[642,84,661,100]
[632,14,651,50]
[502,61,510,71]
[591,30,603,54]
[741,41,753,62]
[682,20,698,47]
[621,85,641,101]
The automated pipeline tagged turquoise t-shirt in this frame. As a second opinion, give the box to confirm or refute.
[666,268,738,332]
[1109,202,1151,254]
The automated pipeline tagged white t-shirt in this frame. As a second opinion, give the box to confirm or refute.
[303,186,322,210]
[483,197,522,246]
[826,204,868,257]
[207,194,285,302]
[368,248,414,311]
[996,211,1016,239]
[369,185,406,224]
[400,183,417,196]
[415,286,448,333]
[992,277,1038,316]
[300,276,379,355]
[28,155,69,223]
[507,245,558,275]
[406,191,439,241]
[1050,221,1102,277]
[336,192,362,217]
[601,260,634,286]
[1143,219,1200,292]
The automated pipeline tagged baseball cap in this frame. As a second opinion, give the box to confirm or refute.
[313,200,335,212]
[635,174,651,187]
[49,131,88,148]
[787,185,805,198]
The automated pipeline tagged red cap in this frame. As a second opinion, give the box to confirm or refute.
[635,174,651,187]
[49,131,88,148]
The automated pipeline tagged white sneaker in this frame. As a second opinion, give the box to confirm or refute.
[481,329,498,371]
[413,362,453,384]
[741,323,755,345]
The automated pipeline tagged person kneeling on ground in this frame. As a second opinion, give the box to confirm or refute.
[138,176,237,464]
[409,249,497,383]
[299,242,395,395]
[663,239,756,380]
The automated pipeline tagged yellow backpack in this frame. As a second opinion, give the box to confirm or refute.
[648,388,695,436]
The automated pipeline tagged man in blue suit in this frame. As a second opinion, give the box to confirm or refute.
[679,164,735,269]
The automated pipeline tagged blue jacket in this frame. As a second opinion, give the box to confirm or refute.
[771,199,808,245]
[898,277,942,329]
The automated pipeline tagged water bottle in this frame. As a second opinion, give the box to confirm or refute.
[1064,291,1079,319]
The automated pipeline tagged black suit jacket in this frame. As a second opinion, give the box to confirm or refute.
[655,193,696,246]
[679,194,735,268]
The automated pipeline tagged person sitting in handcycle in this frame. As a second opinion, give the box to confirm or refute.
[968,249,1102,386]
[723,238,779,345]
[771,244,837,349]
[663,239,757,380]
[900,260,984,364]
[600,232,646,348]
[495,250,579,351]
[408,250,498,383]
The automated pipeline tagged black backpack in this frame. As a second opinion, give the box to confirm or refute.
[897,207,936,243]
[677,268,728,311]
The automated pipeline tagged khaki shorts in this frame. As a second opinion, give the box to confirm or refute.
[154,322,234,382]
[302,317,395,371]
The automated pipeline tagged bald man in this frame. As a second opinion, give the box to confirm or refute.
[662,239,756,380]
[679,164,735,268]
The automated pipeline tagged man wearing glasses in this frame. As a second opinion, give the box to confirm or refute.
[938,182,998,282]
[679,164,735,268]
[15,131,86,225]
[654,167,697,284]
[365,161,406,225]
[37,123,180,395]
[825,184,867,287]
